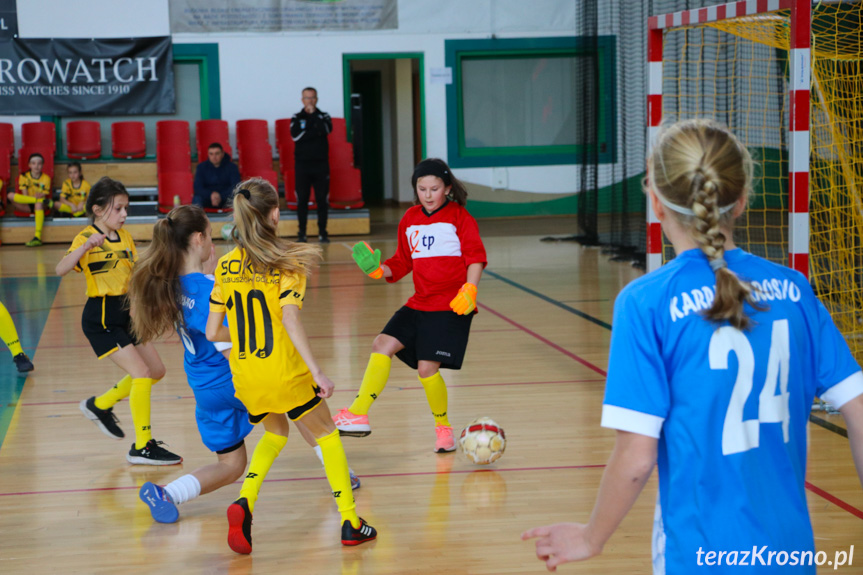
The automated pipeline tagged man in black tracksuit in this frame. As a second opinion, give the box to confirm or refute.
[290,87,332,243]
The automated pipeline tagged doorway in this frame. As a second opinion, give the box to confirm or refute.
[343,54,426,206]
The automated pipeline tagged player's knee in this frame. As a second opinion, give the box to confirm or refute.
[417,363,439,379]
[371,334,397,356]
[150,365,167,381]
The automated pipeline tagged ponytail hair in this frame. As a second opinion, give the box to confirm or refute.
[412,158,468,206]
[647,119,761,329]
[230,178,320,277]
[129,204,209,342]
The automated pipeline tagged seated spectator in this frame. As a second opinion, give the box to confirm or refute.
[193,142,240,209]
[9,153,52,247]
[57,162,90,217]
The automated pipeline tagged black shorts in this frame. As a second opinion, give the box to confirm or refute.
[382,306,474,370]
[81,295,139,359]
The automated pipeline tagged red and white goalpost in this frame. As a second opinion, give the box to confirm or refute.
[645,0,811,277]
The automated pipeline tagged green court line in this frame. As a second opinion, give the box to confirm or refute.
[0,276,62,449]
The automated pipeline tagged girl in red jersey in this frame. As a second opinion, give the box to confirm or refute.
[333,158,487,453]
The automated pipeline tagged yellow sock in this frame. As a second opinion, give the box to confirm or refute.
[57,203,73,215]
[94,374,133,410]
[34,208,44,240]
[74,210,86,217]
[419,371,450,427]
[0,301,24,357]
[348,353,391,415]
[239,431,288,512]
[11,193,36,205]
[130,377,155,449]
[316,428,359,527]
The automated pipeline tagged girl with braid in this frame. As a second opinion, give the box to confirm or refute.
[523,119,863,573]
[206,178,376,554]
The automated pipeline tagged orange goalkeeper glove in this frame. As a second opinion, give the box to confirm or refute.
[352,241,384,279]
[450,283,477,315]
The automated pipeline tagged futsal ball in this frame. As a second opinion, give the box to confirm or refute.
[459,417,506,465]
[220,223,235,241]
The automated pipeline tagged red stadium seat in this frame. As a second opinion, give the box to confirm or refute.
[195,119,232,161]
[329,142,355,169]
[0,123,14,161]
[0,152,9,215]
[238,142,273,172]
[156,120,191,149]
[275,119,295,173]
[329,167,364,209]
[330,118,347,142]
[236,119,268,152]
[66,121,102,160]
[157,172,193,213]
[18,147,54,179]
[111,121,146,159]
[157,145,192,174]
[22,122,56,152]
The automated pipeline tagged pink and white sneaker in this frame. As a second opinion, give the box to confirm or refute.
[333,408,371,437]
[434,425,456,453]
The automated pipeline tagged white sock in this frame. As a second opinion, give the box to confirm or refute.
[164,474,202,505]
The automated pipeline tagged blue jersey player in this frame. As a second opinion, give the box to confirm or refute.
[128,205,358,524]
[523,119,863,573]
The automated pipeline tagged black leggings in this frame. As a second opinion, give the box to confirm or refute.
[295,168,330,236]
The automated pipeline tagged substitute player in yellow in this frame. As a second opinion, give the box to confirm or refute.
[56,176,181,465]
[9,153,52,247]
[206,178,376,554]
[56,161,90,217]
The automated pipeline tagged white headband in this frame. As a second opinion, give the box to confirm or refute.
[652,187,735,217]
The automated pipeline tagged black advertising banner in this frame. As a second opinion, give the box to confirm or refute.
[0,36,175,115]
[0,0,17,42]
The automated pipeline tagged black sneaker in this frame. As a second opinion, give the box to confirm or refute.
[12,353,33,373]
[80,396,124,439]
[126,439,182,466]
[318,233,330,244]
[341,517,377,546]
[297,233,308,243]
[227,497,253,554]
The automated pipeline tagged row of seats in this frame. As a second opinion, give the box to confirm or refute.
[154,118,362,213]
[0,119,364,215]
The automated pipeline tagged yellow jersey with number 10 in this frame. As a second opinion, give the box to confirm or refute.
[209,247,315,416]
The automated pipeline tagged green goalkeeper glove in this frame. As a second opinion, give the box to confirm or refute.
[352,241,383,279]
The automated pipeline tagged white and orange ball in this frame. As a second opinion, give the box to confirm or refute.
[458,417,506,465]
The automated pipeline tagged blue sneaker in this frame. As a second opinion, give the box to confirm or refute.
[139,481,179,523]
[350,469,361,490]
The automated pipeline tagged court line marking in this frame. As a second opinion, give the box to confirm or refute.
[1,464,861,520]
[484,268,850,438]
[21,379,606,407]
[483,269,613,330]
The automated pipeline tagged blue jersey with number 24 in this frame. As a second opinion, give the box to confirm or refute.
[179,273,233,390]
[602,248,863,574]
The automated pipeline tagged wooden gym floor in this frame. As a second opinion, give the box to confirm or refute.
[0,209,859,574]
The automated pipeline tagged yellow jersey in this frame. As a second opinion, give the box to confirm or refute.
[61,178,91,204]
[210,247,315,416]
[17,172,51,198]
[66,225,137,298]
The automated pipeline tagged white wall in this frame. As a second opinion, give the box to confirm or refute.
[5,0,580,197]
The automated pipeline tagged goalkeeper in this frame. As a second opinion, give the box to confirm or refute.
[333,158,487,454]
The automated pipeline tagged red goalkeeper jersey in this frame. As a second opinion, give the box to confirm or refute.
[384,201,487,311]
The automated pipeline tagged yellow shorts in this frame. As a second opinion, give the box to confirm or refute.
[237,371,321,423]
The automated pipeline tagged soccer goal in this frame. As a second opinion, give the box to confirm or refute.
[646,0,863,364]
